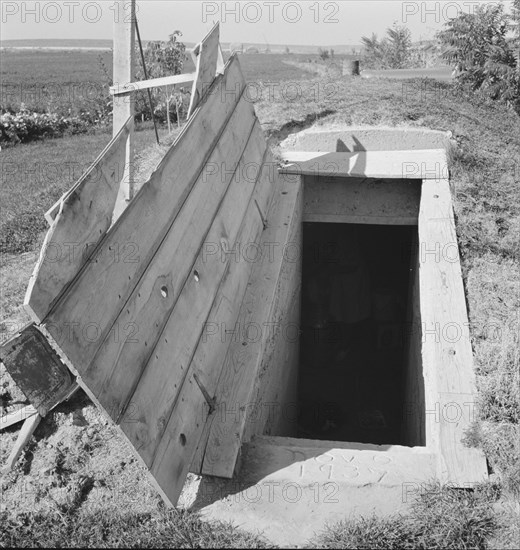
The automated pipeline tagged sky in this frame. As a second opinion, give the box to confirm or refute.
[0,1,513,46]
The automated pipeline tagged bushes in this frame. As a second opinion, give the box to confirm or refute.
[361,24,415,69]
[438,3,519,112]
[133,31,191,125]
[0,107,105,146]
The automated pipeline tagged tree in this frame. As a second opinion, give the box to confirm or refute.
[386,24,412,68]
[438,4,518,110]
[361,33,387,68]
[134,31,189,124]
[361,24,412,69]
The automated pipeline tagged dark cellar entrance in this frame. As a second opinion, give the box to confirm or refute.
[297,222,415,445]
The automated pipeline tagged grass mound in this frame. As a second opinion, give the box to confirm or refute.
[311,485,499,549]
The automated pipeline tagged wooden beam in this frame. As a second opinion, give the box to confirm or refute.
[188,23,220,118]
[109,72,197,96]
[196,177,303,478]
[418,178,488,485]
[217,43,225,74]
[112,0,136,216]
[1,413,41,474]
[0,405,37,431]
[280,150,449,180]
[301,175,420,225]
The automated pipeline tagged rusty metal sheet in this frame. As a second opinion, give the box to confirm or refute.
[0,324,74,417]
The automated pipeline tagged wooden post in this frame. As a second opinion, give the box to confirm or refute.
[113,0,136,218]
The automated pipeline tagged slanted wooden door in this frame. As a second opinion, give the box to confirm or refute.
[24,54,283,506]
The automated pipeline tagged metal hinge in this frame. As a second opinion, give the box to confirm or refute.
[193,372,217,415]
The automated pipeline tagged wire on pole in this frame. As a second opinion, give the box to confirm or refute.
[135,18,160,145]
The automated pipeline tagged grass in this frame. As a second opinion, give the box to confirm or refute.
[0,483,506,549]
[1,51,519,547]
[0,508,271,548]
[1,51,315,113]
[0,123,173,254]
[310,484,501,549]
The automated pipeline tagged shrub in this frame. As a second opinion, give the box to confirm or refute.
[361,24,413,69]
[0,108,94,146]
[318,48,330,61]
[438,3,519,112]
[134,31,190,125]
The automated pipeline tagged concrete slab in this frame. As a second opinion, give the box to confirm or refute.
[188,436,437,547]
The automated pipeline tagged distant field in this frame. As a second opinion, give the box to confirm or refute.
[0,50,318,110]
[0,38,113,49]
[0,38,360,54]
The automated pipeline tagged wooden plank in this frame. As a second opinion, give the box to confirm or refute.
[109,72,196,95]
[280,150,449,180]
[145,141,276,506]
[45,117,132,223]
[0,406,37,431]
[112,0,135,214]
[1,413,42,474]
[196,177,303,478]
[25,118,133,321]
[402,241,426,446]
[301,175,420,225]
[217,43,225,74]
[120,119,268,468]
[242,209,302,443]
[418,178,487,485]
[187,23,220,118]
[42,55,246,373]
[83,98,258,421]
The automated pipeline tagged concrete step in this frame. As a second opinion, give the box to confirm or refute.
[190,435,437,547]
[239,435,436,488]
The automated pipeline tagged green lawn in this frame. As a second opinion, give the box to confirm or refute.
[0,124,172,254]
[1,51,315,113]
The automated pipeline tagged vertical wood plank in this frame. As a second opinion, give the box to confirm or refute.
[113,0,135,217]
[187,23,220,118]
[418,178,488,485]
[197,178,303,478]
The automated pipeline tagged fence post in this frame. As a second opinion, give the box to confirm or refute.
[113,0,136,218]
